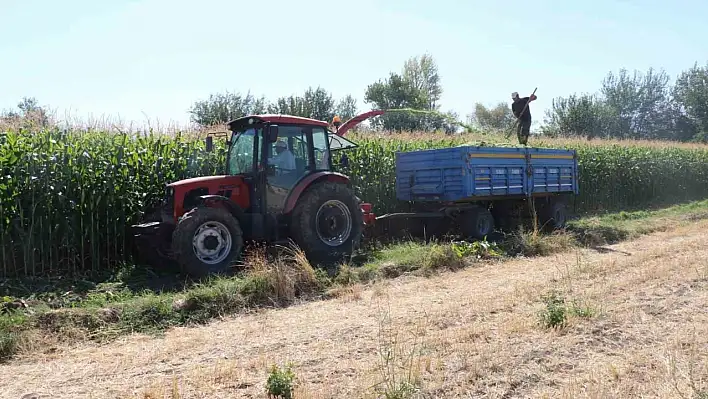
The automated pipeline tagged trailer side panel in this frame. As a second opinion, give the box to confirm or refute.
[395,146,578,202]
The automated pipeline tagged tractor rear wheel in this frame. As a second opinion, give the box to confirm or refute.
[290,182,363,263]
[171,206,244,278]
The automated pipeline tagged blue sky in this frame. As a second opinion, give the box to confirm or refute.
[1,0,706,130]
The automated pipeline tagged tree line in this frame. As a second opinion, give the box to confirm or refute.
[540,65,708,142]
[471,63,708,143]
[4,56,708,142]
[188,54,459,133]
[188,56,708,142]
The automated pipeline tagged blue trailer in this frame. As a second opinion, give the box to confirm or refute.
[374,145,579,239]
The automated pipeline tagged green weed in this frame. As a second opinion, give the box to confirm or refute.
[265,363,296,399]
[538,291,568,329]
[451,239,503,259]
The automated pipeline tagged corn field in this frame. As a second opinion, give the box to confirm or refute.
[2,128,708,278]
[0,129,222,278]
[340,133,708,214]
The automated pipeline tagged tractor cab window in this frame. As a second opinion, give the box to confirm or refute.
[265,125,311,190]
[328,133,358,151]
[267,126,303,176]
[316,130,358,170]
[227,128,257,175]
[311,127,329,170]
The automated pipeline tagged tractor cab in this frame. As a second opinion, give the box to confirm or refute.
[214,114,361,217]
[220,114,358,190]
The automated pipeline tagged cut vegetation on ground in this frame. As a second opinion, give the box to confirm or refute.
[2,199,708,386]
[0,201,708,360]
[1,206,707,398]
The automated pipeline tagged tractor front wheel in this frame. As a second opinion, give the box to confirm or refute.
[171,206,244,278]
[290,182,363,264]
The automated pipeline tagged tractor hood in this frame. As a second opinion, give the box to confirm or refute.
[167,175,232,188]
[166,175,247,190]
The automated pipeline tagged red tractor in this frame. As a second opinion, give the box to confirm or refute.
[132,111,382,277]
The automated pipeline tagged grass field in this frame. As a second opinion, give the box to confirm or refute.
[2,199,708,366]
[1,201,707,398]
[3,125,708,278]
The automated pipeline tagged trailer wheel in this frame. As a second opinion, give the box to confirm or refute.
[290,182,363,263]
[462,207,495,239]
[540,200,568,230]
[171,206,243,278]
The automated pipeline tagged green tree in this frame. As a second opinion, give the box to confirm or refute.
[189,91,267,126]
[302,86,336,121]
[364,54,456,132]
[364,72,428,131]
[402,53,443,109]
[268,86,356,123]
[541,93,620,139]
[468,102,515,131]
[335,94,358,122]
[673,61,708,140]
[600,68,674,139]
[1,97,50,128]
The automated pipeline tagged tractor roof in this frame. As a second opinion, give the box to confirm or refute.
[227,114,329,131]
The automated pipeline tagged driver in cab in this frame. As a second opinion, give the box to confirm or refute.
[268,139,296,174]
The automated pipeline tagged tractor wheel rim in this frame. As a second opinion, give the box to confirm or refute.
[315,200,352,247]
[192,221,232,265]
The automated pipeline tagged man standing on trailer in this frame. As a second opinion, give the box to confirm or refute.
[511,91,537,145]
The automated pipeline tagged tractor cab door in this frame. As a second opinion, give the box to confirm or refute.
[226,125,260,203]
[262,125,329,214]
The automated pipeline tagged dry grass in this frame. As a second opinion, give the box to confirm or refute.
[1,221,708,398]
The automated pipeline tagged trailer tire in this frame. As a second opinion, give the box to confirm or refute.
[171,206,243,278]
[462,207,495,239]
[290,182,363,264]
[540,200,568,231]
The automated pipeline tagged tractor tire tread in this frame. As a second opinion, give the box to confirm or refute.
[290,182,363,264]
[171,206,243,278]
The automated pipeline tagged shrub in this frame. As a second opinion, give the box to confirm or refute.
[538,291,568,329]
[265,363,296,399]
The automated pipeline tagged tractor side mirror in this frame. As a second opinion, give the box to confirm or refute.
[267,125,279,143]
[205,136,213,152]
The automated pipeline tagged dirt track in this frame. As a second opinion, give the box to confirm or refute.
[2,221,708,399]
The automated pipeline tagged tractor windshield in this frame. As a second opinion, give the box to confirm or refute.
[328,132,358,151]
[227,128,257,175]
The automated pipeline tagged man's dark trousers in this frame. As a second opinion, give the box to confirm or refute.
[517,118,531,145]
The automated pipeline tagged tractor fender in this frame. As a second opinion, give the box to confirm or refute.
[197,194,246,224]
[282,172,351,214]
